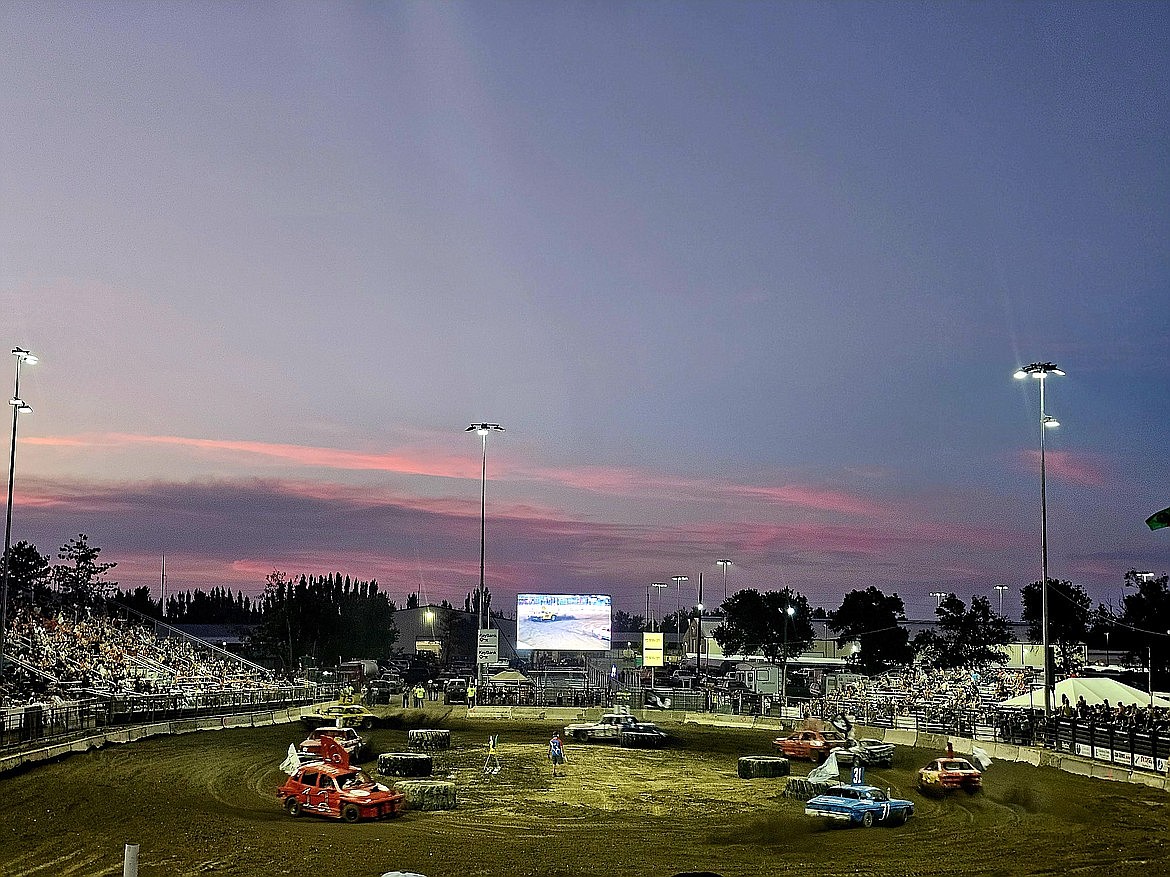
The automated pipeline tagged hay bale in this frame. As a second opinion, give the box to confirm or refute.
[394,779,457,811]
[737,756,791,779]
[408,729,452,751]
[782,777,833,800]
[378,752,433,777]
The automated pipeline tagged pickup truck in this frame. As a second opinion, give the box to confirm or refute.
[564,713,668,746]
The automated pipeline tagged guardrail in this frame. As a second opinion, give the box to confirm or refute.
[0,684,338,753]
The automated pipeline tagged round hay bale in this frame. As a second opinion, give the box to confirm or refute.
[620,731,667,749]
[408,729,452,751]
[377,752,433,777]
[782,777,833,800]
[394,778,457,811]
[737,756,791,779]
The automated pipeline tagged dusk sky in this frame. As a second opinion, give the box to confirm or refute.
[3,2,1168,622]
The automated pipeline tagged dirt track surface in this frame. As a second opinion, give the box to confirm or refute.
[1,712,1168,877]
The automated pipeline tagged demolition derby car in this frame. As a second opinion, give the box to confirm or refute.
[563,712,668,746]
[300,703,378,730]
[278,734,404,822]
[832,737,896,768]
[917,756,983,795]
[299,725,367,761]
[804,784,915,828]
[772,729,848,762]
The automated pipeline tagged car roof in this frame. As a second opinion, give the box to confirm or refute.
[294,762,356,778]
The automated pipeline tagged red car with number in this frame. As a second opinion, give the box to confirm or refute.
[278,734,404,822]
[772,729,848,762]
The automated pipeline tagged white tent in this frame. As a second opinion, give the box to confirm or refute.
[489,669,531,685]
[997,676,1170,710]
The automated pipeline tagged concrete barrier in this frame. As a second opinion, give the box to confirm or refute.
[683,713,757,728]
[880,728,917,747]
[468,707,513,720]
[0,705,305,777]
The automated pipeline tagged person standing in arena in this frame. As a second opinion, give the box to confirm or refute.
[548,733,567,777]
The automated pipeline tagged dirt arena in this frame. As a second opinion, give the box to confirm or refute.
[1,711,1168,877]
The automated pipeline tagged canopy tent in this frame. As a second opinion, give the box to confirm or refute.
[997,676,1170,710]
[489,669,531,685]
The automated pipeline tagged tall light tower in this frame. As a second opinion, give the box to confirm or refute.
[671,575,688,657]
[466,423,504,632]
[716,558,732,604]
[1014,361,1064,718]
[1,347,37,684]
[994,584,1010,616]
[651,582,667,631]
[930,591,947,609]
[781,605,795,707]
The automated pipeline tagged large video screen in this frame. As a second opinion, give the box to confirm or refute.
[516,593,612,651]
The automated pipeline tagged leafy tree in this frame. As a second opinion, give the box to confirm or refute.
[248,570,399,674]
[613,610,647,632]
[827,586,913,675]
[712,588,815,664]
[1021,578,1092,675]
[465,587,492,621]
[111,586,162,619]
[1117,569,1170,676]
[54,534,117,609]
[915,594,1011,670]
[1,540,52,605]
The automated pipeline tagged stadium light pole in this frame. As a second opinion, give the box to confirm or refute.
[651,582,667,632]
[994,584,1010,616]
[1,347,37,688]
[671,576,688,660]
[930,591,947,608]
[695,601,705,674]
[466,424,504,633]
[1014,361,1064,719]
[716,558,732,604]
[781,605,795,709]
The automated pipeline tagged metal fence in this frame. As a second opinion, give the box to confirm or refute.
[0,683,335,753]
[1051,717,1170,773]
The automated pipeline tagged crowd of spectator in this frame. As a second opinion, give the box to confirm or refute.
[1,603,272,706]
[1060,693,1170,734]
[801,665,1037,730]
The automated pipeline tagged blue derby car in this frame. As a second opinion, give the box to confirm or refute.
[804,784,914,828]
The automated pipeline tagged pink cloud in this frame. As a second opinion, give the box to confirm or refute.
[26,432,480,479]
[1019,450,1108,488]
[28,431,892,519]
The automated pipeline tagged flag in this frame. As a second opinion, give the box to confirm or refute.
[1147,506,1170,531]
[279,744,301,775]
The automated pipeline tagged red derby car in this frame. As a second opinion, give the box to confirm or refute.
[299,725,366,761]
[917,756,983,795]
[278,737,403,822]
[772,729,848,762]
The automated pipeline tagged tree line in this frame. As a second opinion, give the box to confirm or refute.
[618,572,1170,680]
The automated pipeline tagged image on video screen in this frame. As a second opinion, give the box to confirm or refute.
[516,594,612,651]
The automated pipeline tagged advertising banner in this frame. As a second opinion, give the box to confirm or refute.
[477,629,499,665]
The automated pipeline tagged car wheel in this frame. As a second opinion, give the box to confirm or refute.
[887,812,904,826]
[361,718,373,730]
[284,797,302,817]
[573,730,588,741]
[861,811,874,828]
[341,803,361,823]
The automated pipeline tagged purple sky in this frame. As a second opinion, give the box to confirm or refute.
[3,3,1168,621]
